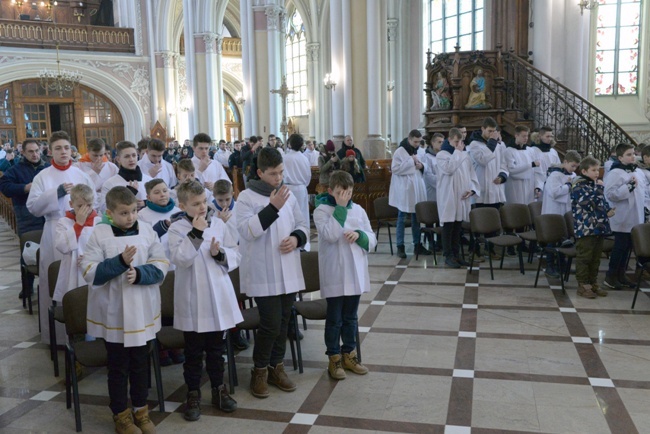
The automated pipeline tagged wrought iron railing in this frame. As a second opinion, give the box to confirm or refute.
[502,53,636,163]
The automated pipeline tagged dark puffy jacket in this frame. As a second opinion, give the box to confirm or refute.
[0,159,48,234]
[571,175,611,238]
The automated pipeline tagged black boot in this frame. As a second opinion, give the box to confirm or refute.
[212,385,237,413]
[184,390,201,421]
[414,243,432,256]
[397,245,406,259]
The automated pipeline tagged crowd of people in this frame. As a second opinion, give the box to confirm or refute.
[0,118,648,433]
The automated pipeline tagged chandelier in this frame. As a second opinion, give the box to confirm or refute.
[38,44,83,97]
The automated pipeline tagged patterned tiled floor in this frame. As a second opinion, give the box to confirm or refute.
[1,217,650,433]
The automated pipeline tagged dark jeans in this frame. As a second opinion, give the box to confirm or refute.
[325,295,361,356]
[442,221,462,258]
[105,341,149,415]
[607,231,632,277]
[253,293,294,368]
[183,331,226,391]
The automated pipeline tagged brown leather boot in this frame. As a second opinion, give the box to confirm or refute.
[113,409,142,434]
[577,283,597,299]
[342,350,369,375]
[132,407,156,434]
[250,367,270,398]
[328,354,346,380]
[267,362,296,392]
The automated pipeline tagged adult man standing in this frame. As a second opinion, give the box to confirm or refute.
[267,134,284,154]
[337,135,366,182]
[138,138,178,188]
[0,139,47,299]
[191,133,231,190]
[214,140,232,167]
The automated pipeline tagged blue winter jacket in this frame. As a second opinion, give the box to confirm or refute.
[0,158,48,234]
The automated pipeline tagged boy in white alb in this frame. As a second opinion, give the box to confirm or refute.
[76,138,118,194]
[168,181,242,420]
[313,171,376,380]
[82,186,168,433]
[235,147,308,398]
[529,126,561,198]
[504,125,537,205]
[282,134,312,251]
[26,130,95,343]
[101,141,152,213]
[422,133,443,202]
[53,184,100,303]
[191,133,230,191]
[467,118,508,208]
[138,179,180,265]
[138,138,178,188]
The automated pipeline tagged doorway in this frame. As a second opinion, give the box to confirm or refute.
[49,103,76,146]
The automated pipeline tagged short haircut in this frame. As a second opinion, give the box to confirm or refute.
[579,156,601,173]
[145,178,167,195]
[87,138,106,153]
[268,134,276,139]
[137,138,150,152]
[176,158,195,173]
[234,140,241,145]
[482,117,498,128]
[455,124,465,129]
[115,141,137,155]
[148,138,165,152]
[257,147,283,172]
[408,129,422,138]
[448,128,462,139]
[49,131,70,145]
[287,133,304,151]
[636,143,646,153]
[539,126,553,134]
[213,179,233,196]
[23,138,40,149]
[249,136,258,144]
[105,186,137,211]
[70,184,94,204]
[328,170,354,190]
[615,142,635,157]
[564,150,581,163]
[515,125,530,134]
[176,180,205,204]
[642,145,650,159]
[431,133,444,141]
[193,133,212,147]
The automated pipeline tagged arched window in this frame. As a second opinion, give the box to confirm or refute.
[594,0,641,96]
[285,10,308,117]
[428,0,484,54]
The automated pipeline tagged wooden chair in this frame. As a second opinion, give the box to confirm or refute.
[19,229,42,314]
[469,207,525,279]
[373,197,398,255]
[533,214,576,293]
[414,201,443,264]
[631,223,650,309]
[500,203,538,263]
[62,286,164,432]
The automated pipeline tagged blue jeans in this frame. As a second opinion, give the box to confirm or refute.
[396,211,420,247]
[325,295,361,356]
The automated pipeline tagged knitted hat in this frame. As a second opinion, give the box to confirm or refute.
[346,149,356,158]
[325,140,335,152]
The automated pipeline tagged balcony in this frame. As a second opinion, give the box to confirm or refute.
[222,37,241,58]
[0,18,134,53]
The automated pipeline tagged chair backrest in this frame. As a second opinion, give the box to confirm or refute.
[300,251,320,294]
[62,285,89,336]
[470,207,502,235]
[48,260,61,298]
[414,201,440,226]
[19,230,43,252]
[374,196,398,221]
[159,270,175,318]
[631,223,650,258]
[534,214,568,245]
[500,203,532,232]
[229,267,249,304]
[528,201,543,227]
[564,212,576,239]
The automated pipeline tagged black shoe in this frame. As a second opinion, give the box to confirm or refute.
[618,274,637,289]
[544,267,560,279]
[212,385,237,413]
[288,327,304,341]
[603,275,623,290]
[184,390,201,421]
[232,330,250,350]
[397,245,407,259]
[413,243,432,256]
[444,257,461,268]
[456,258,471,267]
[18,289,34,299]
[170,349,185,364]
[506,247,517,257]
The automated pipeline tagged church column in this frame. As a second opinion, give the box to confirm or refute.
[215,37,226,140]
[341,0,353,136]
[363,0,385,159]
[387,17,398,151]
[240,0,257,139]
[195,32,223,139]
[265,4,284,137]
[306,42,320,141]
[329,0,344,141]
[182,0,197,133]
[160,51,178,137]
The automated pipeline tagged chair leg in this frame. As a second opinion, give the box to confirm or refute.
[293,309,304,374]
[49,307,60,377]
[374,222,380,252]
[499,246,506,269]
[356,326,362,363]
[557,252,566,294]
[518,243,525,275]
[487,242,494,280]
[288,328,298,371]
[65,346,72,409]
[469,249,475,274]
[432,233,438,265]
[225,332,236,394]
[631,263,643,309]
[69,349,82,432]
[534,251,543,287]
[564,257,573,282]
[387,225,394,256]
[150,341,165,412]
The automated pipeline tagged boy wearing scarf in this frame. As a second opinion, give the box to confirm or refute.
[529,126,561,197]
[604,143,646,289]
[100,141,151,213]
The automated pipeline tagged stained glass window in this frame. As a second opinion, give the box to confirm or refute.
[285,10,308,117]
[595,0,641,96]
[429,0,484,54]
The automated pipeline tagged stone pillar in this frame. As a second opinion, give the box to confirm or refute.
[240,0,257,139]
[306,42,320,141]
[182,0,197,134]
[265,4,284,137]
[329,0,344,141]
[387,17,398,152]
[363,0,385,159]
[196,32,223,139]
[341,0,353,136]
[160,51,178,136]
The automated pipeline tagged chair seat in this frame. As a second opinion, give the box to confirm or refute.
[378,220,395,227]
[556,246,577,258]
[156,326,184,349]
[52,305,64,323]
[486,234,522,247]
[602,238,615,253]
[71,339,107,368]
[517,230,537,242]
[237,307,260,330]
[25,265,39,276]
[422,226,443,235]
[294,298,327,320]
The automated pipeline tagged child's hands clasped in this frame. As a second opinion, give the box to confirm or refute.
[210,237,221,256]
[270,186,290,210]
[279,236,298,254]
[344,230,359,244]
[121,245,137,265]
[126,266,137,284]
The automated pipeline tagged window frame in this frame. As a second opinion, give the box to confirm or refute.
[285,9,308,117]
[428,0,485,54]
